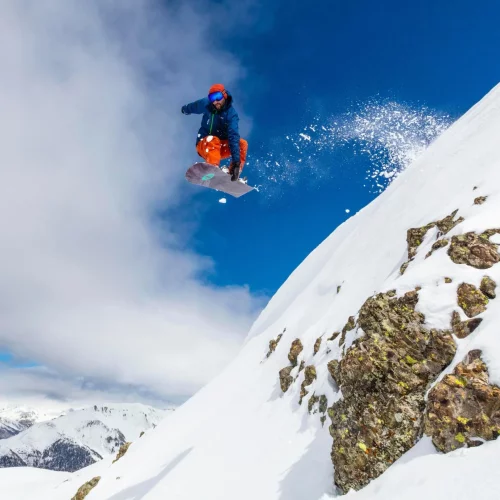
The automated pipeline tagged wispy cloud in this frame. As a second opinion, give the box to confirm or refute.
[0,0,265,404]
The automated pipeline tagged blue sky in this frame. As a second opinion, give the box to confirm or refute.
[0,0,499,405]
[178,0,500,296]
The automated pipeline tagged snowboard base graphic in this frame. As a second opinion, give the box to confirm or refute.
[185,162,255,198]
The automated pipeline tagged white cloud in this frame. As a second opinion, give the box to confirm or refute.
[0,0,265,402]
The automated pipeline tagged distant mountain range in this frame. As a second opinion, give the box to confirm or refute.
[0,403,171,472]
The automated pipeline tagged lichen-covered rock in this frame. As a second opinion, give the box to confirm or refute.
[327,359,341,386]
[313,337,322,355]
[448,231,500,269]
[435,209,464,236]
[425,238,449,258]
[404,210,463,263]
[444,277,453,283]
[480,276,497,299]
[279,366,294,393]
[298,360,305,372]
[339,316,356,346]
[72,476,101,500]
[308,394,319,413]
[299,365,317,404]
[406,224,435,260]
[400,260,411,275]
[425,350,500,452]
[457,283,489,318]
[288,339,303,367]
[266,333,284,358]
[319,395,328,414]
[308,394,328,416]
[328,331,340,342]
[474,196,487,205]
[329,289,456,493]
[112,442,131,464]
[450,310,483,339]
[337,285,342,294]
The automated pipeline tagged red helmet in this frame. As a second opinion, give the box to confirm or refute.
[208,83,228,99]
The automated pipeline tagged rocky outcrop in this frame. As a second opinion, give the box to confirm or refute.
[474,196,487,205]
[288,339,303,366]
[112,442,132,463]
[279,366,294,393]
[308,394,328,425]
[401,210,464,274]
[329,289,456,493]
[338,316,356,346]
[72,476,101,500]
[448,231,500,269]
[266,331,284,358]
[480,276,497,298]
[450,311,482,339]
[425,350,500,452]
[425,238,449,258]
[407,224,435,260]
[299,366,317,404]
[279,339,305,393]
[313,337,322,355]
[457,282,490,317]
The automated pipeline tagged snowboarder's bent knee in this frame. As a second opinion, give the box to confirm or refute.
[181,83,247,182]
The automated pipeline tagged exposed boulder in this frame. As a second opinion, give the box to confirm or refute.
[444,277,453,283]
[299,365,317,404]
[72,476,101,500]
[480,276,497,299]
[425,350,500,452]
[313,337,322,355]
[279,366,294,393]
[435,209,464,236]
[448,230,500,269]
[266,332,284,358]
[288,339,303,367]
[401,211,463,274]
[474,196,487,205]
[329,289,456,493]
[457,283,489,318]
[327,359,341,387]
[328,331,341,342]
[308,394,328,424]
[425,239,449,258]
[112,442,131,464]
[338,316,356,346]
[450,311,483,339]
[407,224,435,260]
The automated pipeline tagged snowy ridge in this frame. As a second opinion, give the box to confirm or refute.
[0,403,169,471]
[1,84,500,499]
[0,405,64,439]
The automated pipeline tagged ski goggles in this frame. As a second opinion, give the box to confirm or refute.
[208,91,224,103]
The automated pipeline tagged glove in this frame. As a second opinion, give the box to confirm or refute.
[181,106,189,115]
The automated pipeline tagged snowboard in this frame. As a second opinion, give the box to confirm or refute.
[185,162,255,198]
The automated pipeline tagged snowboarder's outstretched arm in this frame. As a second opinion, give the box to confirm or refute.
[181,97,209,115]
[227,108,241,165]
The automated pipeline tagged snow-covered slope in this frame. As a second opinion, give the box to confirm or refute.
[2,84,500,499]
[0,404,169,471]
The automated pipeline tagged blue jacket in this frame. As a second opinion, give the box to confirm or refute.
[182,90,241,164]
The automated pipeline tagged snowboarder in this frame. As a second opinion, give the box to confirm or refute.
[181,84,248,182]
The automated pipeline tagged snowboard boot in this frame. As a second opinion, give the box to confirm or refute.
[229,163,240,182]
